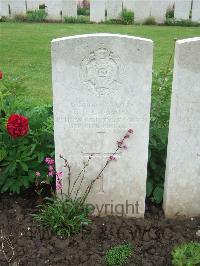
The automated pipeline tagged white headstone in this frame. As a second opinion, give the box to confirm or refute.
[133,0,151,23]
[107,0,122,19]
[62,0,77,18]
[123,0,134,11]
[163,37,200,218]
[150,0,171,23]
[192,0,200,22]
[174,0,191,20]
[27,0,39,11]
[0,0,9,17]
[9,0,26,17]
[90,0,105,22]
[52,34,153,217]
[45,0,62,20]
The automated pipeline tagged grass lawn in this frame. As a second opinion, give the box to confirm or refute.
[0,22,199,105]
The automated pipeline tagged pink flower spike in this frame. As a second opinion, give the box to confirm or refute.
[48,171,54,177]
[123,145,128,150]
[56,177,63,191]
[128,129,133,134]
[48,165,54,172]
[109,155,117,161]
[124,133,130,139]
[45,157,55,165]
[117,140,123,148]
[56,172,63,178]
[35,171,41,177]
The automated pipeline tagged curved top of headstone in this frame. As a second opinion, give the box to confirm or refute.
[51,33,153,44]
[176,36,200,44]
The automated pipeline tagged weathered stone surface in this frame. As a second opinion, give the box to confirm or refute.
[150,0,171,23]
[0,0,9,17]
[174,0,191,20]
[62,0,77,18]
[90,0,105,22]
[123,0,134,11]
[133,0,151,23]
[107,0,122,19]
[9,0,26,17]
[52,33,153,217]
[192,0,200,22]
[27,0,39,11]
[163,37,200,218]
[45,0,62,20]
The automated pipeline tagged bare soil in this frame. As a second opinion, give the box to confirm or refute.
[0,190,199,266]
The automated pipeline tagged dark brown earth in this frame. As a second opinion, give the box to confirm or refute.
[0,190,199,266]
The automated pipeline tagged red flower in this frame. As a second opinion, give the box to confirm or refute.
[0,70,3,80]
[7,114,29,138]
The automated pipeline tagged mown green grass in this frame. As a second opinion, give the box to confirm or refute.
[0,22,199,104]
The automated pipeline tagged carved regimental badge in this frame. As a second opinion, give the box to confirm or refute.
[80,48,122,96]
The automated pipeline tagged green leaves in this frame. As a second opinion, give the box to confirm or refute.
[0,90,54,194]
[32,197,92,237]
[172,242,200,266]
[147,70,172,204]
[105,244,133,266]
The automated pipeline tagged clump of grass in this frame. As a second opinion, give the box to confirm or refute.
[32,197,93,237]
[172,242,200,266]
[105,244,133,266]
[144,16,156,25]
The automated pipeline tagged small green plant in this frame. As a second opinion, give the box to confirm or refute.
[39,4,45,10]
[120,9,134,25]
[144,16,156,25]
[33,197,93,236]
[64,15,91,24]
[27,10,47,22]
[172,242,200,266]
[105,244,133,266]
[77,7,90,16]
[14,14,27,22]
[166,6,174,19]
[165,18,200,27]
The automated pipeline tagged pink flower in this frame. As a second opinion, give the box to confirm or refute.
[56,177,62,191]
[56,172,63,178]
[123,145,128,150]
[128,129,133,134]
[56,173,63,191]
[124,133,130,139]
[48,165,54,172]
[117,140,123,148]
[35,171,41,177]
[109,155,117,161]
[48,171,54,177]
[45,157,55,165]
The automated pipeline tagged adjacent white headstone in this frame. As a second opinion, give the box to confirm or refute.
[123,0,134,11]
[150,0,171,23]
[133,0,151,23]
[9,0,26,17]
[0,0,9,17]
[52,34,153,217]
[62,0,77,18]
[163,37,200,218]
[27,0,39,11]
[45,0,62,20]
[90,0,105,22]
[192,0,200,22]
[107,0,122,19]
[174,0,191,20]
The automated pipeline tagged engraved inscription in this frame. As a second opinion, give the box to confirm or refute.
[80,48,122,96]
